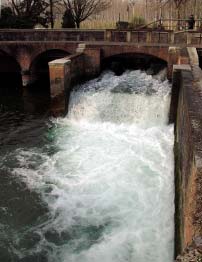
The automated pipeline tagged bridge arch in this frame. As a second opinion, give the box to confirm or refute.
[29,49,70,89]
[101,52,167,75]
[0,49,22,90]
[101,46,169,63]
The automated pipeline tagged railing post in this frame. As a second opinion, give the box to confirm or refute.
[169,31,175,44]
[105,30,112,41]
[104,30,107,41]
[158,31,161,43]
[126,31,131,42]
[146,31,152,43]
[187,32,192,45]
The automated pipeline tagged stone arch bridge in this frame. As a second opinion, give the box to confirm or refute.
[0,29,197,114]
[0,41,187,84]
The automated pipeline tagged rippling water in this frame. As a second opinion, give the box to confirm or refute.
[0,70,174,262]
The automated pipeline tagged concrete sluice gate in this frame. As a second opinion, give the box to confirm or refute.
[1,61,175,261]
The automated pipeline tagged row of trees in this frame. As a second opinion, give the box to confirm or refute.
[0,0,110,28]
[147,0,202,29]
[140,0,202,22]
[82,0,202,30]
[0,0,202,29]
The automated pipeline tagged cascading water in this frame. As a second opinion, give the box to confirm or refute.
[0,69,174,262]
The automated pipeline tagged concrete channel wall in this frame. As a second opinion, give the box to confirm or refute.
[172,48,202,258]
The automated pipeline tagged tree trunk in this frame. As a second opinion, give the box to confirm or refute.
[76,21,80,28]
[194,0,197,16]
[145,0,148,21]
[50,0,54,29]
[177,7,180,30]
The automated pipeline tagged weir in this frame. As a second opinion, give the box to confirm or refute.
[47,45,202,259]
[48,44,186,116]
[2,69,174,262]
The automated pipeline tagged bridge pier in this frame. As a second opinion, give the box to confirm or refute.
[49,58,70,116]
[168,47,181,80]
[49,53,85,116]
[48,44,101,116]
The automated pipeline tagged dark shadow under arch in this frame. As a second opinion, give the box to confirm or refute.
[29,49,70,91]
[101,53,167,75]
[0,50,22,91]
[0,50,23,114]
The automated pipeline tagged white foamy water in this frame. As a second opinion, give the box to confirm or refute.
[13,70,174,262]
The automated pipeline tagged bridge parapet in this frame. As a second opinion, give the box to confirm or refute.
[0,29,202,46]
[105,29,175,44]
[0,29,176,45]
[0,29,105,42]
[0,29,172,45]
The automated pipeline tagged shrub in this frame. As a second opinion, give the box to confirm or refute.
[116,21,129,30]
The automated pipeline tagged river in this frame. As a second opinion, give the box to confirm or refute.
[0,69,174,262]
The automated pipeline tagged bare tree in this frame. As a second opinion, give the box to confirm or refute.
[10,0,48,16]
[9,0,62,28]
[49,0,55,28]
[63,0,110,28]
[129,0,136,19]
[8,0,49,27]
[172,0,186,20]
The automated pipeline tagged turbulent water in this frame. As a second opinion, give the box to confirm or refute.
[0,70,174,262]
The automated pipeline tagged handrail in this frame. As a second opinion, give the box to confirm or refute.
[136,19,161,30]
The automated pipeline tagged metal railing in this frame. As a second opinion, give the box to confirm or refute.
[138,19,202,31]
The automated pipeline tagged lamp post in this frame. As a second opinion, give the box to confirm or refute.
[127,4,129,22]
[159,0,163,28]
[145,0,148,21]
[129,0,136,19]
